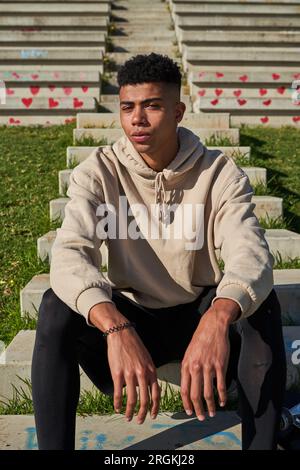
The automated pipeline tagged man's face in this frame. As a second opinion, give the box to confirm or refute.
[119,82,185,157]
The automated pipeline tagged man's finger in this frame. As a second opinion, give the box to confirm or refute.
[203,367,216,417]
[216,366,227,407]
[113,374,124,413]
[181,365,193,416]
[136,376,150,424]
[149,375,161,419]
[190,367,205,421]
[124,375,137,421]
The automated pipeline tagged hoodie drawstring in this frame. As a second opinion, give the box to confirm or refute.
[154,172,168,222]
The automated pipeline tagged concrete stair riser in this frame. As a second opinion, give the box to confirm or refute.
[73,127,240,145]
[0,3,110,14]
[1,327,299,401]
[0,16,108,28]
[230,115,300,127]
[66,146,251,167]
[172,4,300,15]
[0,47,104,61]
[175,16,300,29]
[193,98,300,113]
[190,84,295,100]
[0,31,106,46]
[3,86,101,99]
[2,96,96,111]
[58,166,266,197]
[0,69,101,82]
[76,112,230,129]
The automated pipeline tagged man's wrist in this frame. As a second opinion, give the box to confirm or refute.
[211,298,241,325]
[88,302,129,332]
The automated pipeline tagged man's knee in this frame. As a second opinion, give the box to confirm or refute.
[37,288,75,337]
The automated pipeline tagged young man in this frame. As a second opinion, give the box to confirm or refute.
[32,53,286,450]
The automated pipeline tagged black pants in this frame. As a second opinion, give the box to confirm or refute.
[31,286,286,450]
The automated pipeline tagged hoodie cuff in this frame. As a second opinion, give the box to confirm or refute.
[77,287,115,326]
[211,284,252,320]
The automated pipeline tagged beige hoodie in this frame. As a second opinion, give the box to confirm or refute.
[50,127,274,323]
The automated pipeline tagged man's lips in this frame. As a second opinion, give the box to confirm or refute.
[131,133,151,143]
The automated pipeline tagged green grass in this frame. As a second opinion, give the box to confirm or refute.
[74,136,108,146]
[239,124,300,233]
[204,135,235,146]
[0,124,74,346]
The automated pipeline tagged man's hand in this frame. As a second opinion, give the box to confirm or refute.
[89,302,161,424]
[180,298,240,420]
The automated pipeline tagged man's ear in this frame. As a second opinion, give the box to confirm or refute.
[175,101,186,124]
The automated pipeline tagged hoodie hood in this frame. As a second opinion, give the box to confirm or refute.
[112,126,205,221]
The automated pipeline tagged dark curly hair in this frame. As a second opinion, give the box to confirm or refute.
[117,53,181,92]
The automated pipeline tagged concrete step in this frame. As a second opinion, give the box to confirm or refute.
[188,67,300,85]
[58,165,265,197]
[194,97,300,114]
[111,12,171,21]
[111,28,176,39]
[0,69,101,83]
[1,96,96,111]
[49,194,282,224]
[182,47,300,70]
[178,30,300,51]
[3,85,100,99]
[0,116,77,126]
[76,112,230,129]
[73,127,240,145]
[110,45,177,55]
[37,230,108,266]
[1,326,298,404]
[0,412,242,450]
[172,3,300,15]
[170,0,300,4]
[0,16,108,29]
[19,270,300,327]
[229,115,300,128]
[0,46,104,62]
[66,145,251,167]
[0,2,110,14]
[266,229,300,260]
[108,52,180,68]
[190,84,295,100]
[175,15,300,29]
[0,31,106,46]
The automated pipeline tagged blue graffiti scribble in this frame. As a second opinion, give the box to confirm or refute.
[203,431,241,448]
[79,430,93,450]
[95,433,107,450]
[122,435,135,444]
[20,49,48,59]
[151,423,174,429]
[25,427,38,450]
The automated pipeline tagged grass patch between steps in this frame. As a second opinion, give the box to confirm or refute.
[0,124,75,346]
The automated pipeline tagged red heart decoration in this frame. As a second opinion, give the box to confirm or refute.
[9,117,21,124]
[73,97,83,108]
[210,99,219,105]
[263,99,272,106]
[260,117,269,124]
[216,72,224,78]
[48,85,55,91]
[6,88,15,95]
[53,72,60,79]
[12,72,20,79]
[198,89,206,97]
[238,99,247,106]
[31,74,39,80]
[277,87,286,95]
[65,118,71,124]
[259,89,268,96]
[82,86,89,93]
[22,98,33,108]
[293,73,300,79]
[239,75,248,82]
[63,87,72,96]
[272,73,280,80]
[49,98,59,108]
[233,90,242,97]
[292,116,300,123]
[215,88,223,96]
[30,86,40,96]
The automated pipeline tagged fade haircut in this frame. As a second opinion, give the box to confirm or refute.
[117,53,181,94]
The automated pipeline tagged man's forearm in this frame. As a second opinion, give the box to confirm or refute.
[211,298,241,325]
[88,302,129,332]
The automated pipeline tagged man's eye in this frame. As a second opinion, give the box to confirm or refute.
[147,104,160,108]
[121,106,132,111]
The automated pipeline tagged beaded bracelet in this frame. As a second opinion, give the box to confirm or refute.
[103,321,136,338]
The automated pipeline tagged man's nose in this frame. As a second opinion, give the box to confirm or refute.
[131,106,147,125]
